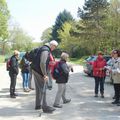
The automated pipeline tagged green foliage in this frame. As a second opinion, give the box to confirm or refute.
[0,0,10,54]
[8,26,34,51]
[41,27,52,43]
[51,9,74,43]
[0,0,10,39]
[70,57,87,65]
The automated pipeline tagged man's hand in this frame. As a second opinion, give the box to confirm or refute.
[43,75,49,81]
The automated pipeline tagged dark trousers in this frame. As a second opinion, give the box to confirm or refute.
[9,72,17,95]
[113,84,120,102]
[94,77,105,95]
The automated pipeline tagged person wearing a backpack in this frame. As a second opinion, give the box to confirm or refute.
[19,52,31,92]
[32,40,58,113]
[9,50,20,98]
[53,52,72,108]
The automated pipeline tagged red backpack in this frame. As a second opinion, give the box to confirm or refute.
[6,58,11,71]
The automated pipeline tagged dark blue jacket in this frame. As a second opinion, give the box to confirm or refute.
[56,60,69,83]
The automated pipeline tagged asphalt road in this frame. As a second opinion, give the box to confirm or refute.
[0,64,120,120]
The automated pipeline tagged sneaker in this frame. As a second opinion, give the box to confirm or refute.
[30,87,34,90]
[63,99,71,104]
[24,88,30,92]
[53,104,62,108]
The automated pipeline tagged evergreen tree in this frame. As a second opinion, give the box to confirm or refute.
[76,0,110,54]
[51,9,74,43]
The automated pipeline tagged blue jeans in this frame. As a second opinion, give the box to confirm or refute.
[22,72,30,88]
[94,77,105,95]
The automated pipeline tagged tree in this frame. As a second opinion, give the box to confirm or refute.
[76,0,109,54]
[107,0,120,49]
[51,9,74,43]
[41,27,52,43]
[0,0,10,54]
[8,26,33,52]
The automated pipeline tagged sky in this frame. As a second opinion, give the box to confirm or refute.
[6,0,85,42]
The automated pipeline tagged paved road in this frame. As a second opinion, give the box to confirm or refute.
[0,64,120,120]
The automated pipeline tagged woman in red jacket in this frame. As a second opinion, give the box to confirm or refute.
[93,52,107,98]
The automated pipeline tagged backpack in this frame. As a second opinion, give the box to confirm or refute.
[52,61,63,79]
[6,58,11,71]
[28,45,50,75]
[27,48,39,62]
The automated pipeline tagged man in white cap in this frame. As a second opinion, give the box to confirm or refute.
[9,50,20,98]
[32,40,58,113]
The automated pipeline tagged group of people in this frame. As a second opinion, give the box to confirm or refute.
[8,40,73,113]
[7,39,120,114]
[93,50,120,106]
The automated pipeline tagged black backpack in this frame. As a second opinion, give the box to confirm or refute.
[28,45,50,75]
[27,48,39,62]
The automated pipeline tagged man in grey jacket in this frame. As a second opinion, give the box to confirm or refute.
[32,40,58,113]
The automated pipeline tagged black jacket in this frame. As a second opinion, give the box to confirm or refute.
[9,55,19,75]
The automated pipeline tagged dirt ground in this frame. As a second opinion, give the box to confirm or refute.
[0,64,120,120]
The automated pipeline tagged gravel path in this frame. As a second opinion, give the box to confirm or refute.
[0,64,120,120]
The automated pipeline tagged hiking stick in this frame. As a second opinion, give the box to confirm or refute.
[39,81,46,117]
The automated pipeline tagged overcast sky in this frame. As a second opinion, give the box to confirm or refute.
[6,0,84,42]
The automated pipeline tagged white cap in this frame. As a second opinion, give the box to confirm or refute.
[50,40,58,47]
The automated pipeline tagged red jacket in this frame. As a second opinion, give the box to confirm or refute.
[93,56,106,77]
[48,53,56,71]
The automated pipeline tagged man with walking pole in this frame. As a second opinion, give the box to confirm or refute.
[32,40,58,114]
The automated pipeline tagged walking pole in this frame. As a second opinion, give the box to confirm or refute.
[39,81,46,117]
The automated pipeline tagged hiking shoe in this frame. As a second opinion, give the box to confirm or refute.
[53,104,62,108]
[112,96,116,99]
[63,99,71,104]
[35,105,41,110]
[43,106,55,113]
[13,93,18,96]
[10,95,16,98]
[101,94,104,98]
[94,94,98,97]
[111,101,119,104]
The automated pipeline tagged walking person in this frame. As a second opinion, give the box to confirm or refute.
[110,50,120,105]
[53,52,73,108]
[9,50,20,98]
[19,52,30,92]
[32,40,58,113]
[93,51,107,98]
